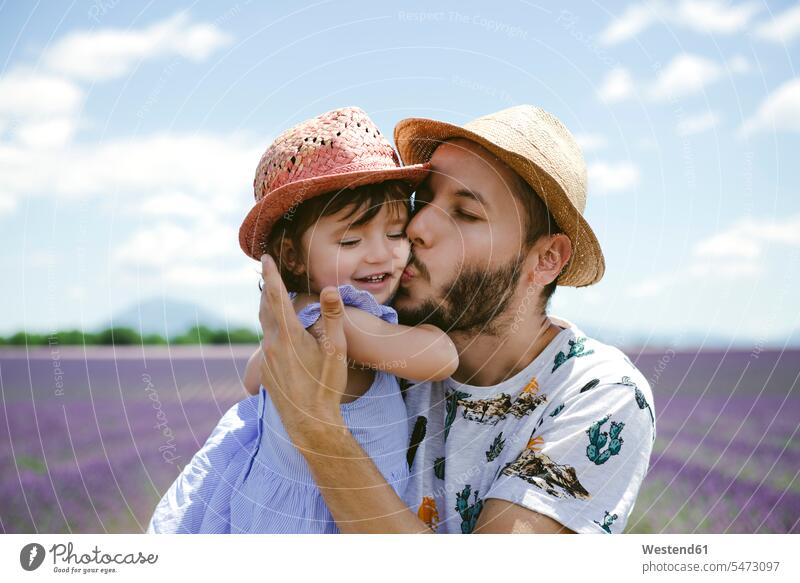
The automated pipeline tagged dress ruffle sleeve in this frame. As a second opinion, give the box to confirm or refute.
[290,284,397,327]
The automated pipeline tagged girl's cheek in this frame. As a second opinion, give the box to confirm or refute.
[395,239,411,261]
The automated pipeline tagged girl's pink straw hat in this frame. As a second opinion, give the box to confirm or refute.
[239,106,429,260]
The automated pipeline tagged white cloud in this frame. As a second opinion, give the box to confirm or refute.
[694,216,800,260]
[0,192,16,216]
[694,227,761,259]
[599,53,749,106]
[44,11,231,81]
[755,4,800,44]
[0,12,245,214]
[598,67,635,103]
[16,117,78,149]
[688,260,761,278]
[599,3,661,45]
[739,78,800,136]
[136,192,219,219]
[0,69,83,119]
[648,53,721,101]
[692,215,800,274]
[728,55,750,74]
[627,214,800,297]
[114,217,236,268]
[162,264,255,287]
[676,111,721,136]
[113,216,256,288]
[629,274,674,298]
[676,0,761,34]
[599,1,762,45]
[0,132,261,208]
[588,161,641,194]
[574,133,608,151]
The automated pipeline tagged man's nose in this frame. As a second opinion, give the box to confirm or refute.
[405,201,439,249]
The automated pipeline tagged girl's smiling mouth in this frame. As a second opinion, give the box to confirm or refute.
[353,271,395,292]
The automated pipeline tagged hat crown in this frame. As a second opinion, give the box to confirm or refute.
[253,106,400,201]
[463,105,588,213]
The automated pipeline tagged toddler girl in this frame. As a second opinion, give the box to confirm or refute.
[147,107,457,533]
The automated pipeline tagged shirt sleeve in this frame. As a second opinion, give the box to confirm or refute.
[484,378,655,534]
[293,284,398,328]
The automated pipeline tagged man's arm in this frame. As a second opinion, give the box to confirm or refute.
[255,254,576,533]
[255,255,432,533]
[472,500,576,533]
[294,411,576,533]
[292,413,435,534]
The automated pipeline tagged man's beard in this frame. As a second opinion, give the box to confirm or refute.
[395,254,525,336]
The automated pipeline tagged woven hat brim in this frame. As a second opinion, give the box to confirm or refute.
[393,117,605,287]
[239,163,429,260]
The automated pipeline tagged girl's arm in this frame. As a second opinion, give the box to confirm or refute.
[245,292,459,390]
[308,307,458,382]
[242,349,263,396]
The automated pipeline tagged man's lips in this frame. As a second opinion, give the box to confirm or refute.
[401,266,415,283]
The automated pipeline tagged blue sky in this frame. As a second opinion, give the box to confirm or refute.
[1,0,798,348]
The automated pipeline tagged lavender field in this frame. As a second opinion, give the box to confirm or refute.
[0,344,797,533]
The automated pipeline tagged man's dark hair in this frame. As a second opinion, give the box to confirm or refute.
[265,180,411,293]
[509,172,564,313]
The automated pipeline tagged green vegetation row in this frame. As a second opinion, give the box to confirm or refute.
[0,326,261,346]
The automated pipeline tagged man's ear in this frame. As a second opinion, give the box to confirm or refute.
[531,234,572,286]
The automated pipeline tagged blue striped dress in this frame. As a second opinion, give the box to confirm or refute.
[146,285,410,533]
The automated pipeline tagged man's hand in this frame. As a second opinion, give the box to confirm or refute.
[254,255,434,533]
[257,254,349,445]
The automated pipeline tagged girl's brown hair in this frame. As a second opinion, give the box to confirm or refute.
[265,180,412,293]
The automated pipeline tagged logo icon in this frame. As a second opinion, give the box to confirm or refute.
[20,543,46,571]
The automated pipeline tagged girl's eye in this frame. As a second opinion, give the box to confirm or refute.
[339,239,360,247]
[456,209,479,222]
[387,232,406,239]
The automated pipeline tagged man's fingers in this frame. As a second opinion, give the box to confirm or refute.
[319,286,347,362]
[258,255,277,343]
[259,254,303,345]
[260,352,282,394]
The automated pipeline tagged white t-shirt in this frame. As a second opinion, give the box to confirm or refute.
[401,316,656,534]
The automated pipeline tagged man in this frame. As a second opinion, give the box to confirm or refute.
[256,105,656,534]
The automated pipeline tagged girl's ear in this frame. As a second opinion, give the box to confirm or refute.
[275,237,306,276]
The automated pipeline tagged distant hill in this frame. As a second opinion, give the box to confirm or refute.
[104,297,235,336]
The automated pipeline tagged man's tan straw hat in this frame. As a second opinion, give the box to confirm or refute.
[393,105,605,287]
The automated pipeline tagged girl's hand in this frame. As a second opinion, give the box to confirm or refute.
[291,292,326,341]
[291,292,320,314]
